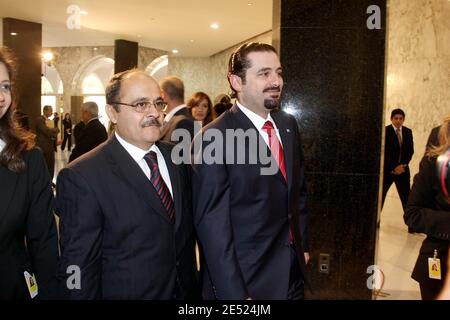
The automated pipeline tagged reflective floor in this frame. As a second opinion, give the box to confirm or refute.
[376,187,424,300]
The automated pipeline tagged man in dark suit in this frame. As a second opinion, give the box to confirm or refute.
[159,76,195,143]
[382,108,414,216]
[69,101,107,162]
[56,70,199,299]
[192,42,309,300]
[35,105,59,180]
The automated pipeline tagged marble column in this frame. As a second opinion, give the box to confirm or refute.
[274,0,387,299]
[114,40,138,74]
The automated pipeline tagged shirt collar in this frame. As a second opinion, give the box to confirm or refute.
[0,138,5,153]
[164,104,186,123]
[392,124,402,132]
[114,132,160,163]
[236,101,275,130]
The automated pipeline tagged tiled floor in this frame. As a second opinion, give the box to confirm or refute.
[375,187,424,300]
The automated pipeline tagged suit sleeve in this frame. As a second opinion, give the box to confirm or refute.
[36,117,58,139]
[56,167,104,299]
[404,157,450,238]
[294,120,310,252]
[191,133,249,300]
[26,149,59,299]
[384,128,397,172]
[403,128,414,165]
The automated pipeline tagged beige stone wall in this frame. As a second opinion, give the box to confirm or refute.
[168,31,272,103]
[385,0,450,176]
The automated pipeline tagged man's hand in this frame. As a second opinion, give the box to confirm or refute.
[304,252,310,264]
[393,165,405,175]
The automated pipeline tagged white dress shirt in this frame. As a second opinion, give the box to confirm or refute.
[115,132,173,197]
[0,138,5,153]
[236,101,283,147]
[164,104,187,123]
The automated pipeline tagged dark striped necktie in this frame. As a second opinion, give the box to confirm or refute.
[144,151,175,222]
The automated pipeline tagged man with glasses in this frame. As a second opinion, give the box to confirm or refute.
[56,70,200,300]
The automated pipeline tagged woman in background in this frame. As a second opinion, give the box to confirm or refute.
[0,47,58,299]
[187,91,215,126]
[405,115,450,300]
[61,113,72,152]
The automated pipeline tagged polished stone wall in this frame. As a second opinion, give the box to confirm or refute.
[385,0,450,176]
[275,0,387,299]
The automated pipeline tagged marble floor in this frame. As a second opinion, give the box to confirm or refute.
[53,148,425,300]
[375,187,424,300]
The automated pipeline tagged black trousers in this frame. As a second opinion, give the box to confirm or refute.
[61,133,72,151]
[381,169,411,212]
[420,283,440,300]
[287,245,304,300]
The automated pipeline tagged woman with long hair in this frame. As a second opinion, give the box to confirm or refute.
[405,114,450,300]
[0,47,58,299]
[187,91,216,126]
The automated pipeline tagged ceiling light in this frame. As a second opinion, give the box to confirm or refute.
[137,35,142,38]
[42,51,54,62]
[10,32,17,36]
[248,2,253,5]
[93,47,98,51]
[172,49,179,54]
[210,23,220,29]
[190,40,194,43]
[80,10,88,15]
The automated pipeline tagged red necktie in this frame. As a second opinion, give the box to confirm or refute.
[144,151,175,222]
[262,121,293,243]
[262,121,287,182]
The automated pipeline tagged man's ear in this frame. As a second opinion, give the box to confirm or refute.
[106,105,118,124]
[228,73,242,94]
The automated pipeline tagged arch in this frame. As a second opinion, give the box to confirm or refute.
[72,55,114,95]
[145,55,168,81]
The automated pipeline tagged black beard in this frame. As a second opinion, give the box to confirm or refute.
[264,99,280,110]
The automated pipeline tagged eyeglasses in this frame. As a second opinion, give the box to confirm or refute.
[112,100,166,113]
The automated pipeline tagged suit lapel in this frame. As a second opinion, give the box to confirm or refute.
[229,105,286,185]
[0,166,20,227]
[272,111,293,189]
[157,142,183,232]
[105,136,172,224]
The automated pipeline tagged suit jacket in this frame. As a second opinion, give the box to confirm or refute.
[384,125,414,174]
[56,136,200,299]
[35,115,58,155]
[160,107,195,144]
[0,148,58,299]
[69,118,107,163]
[404,156,450,290]
[191,104,309,300]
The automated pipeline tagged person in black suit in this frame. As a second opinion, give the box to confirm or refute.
[35,105,59,181]
[72,120,85,145]
[382,109,414,216]
[404,115,450,300]
[191,42,309,300]
[56,69,199,299]
[68,101,107,163]
[159,76,195,143]
[61,113,72,151]
[0,47,58,299]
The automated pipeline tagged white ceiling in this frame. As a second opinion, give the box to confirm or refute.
[0,0,273,56]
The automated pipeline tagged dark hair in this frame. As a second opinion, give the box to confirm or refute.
[160,76,184,101]
[105,68,140,112]
[187,92,215,126]
[227,42,277,98]
[391,108,405,119]
[0,47,35,173]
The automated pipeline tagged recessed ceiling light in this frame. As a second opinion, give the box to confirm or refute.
[190,40,194,43]
[93,47,98,51]
[137,35,142,38]
[10,32,17,36]
[172,49,179,54]
[210,23,220,29]
[80,10,88,15]
[248,2,253,5]
[42,51,54,62]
